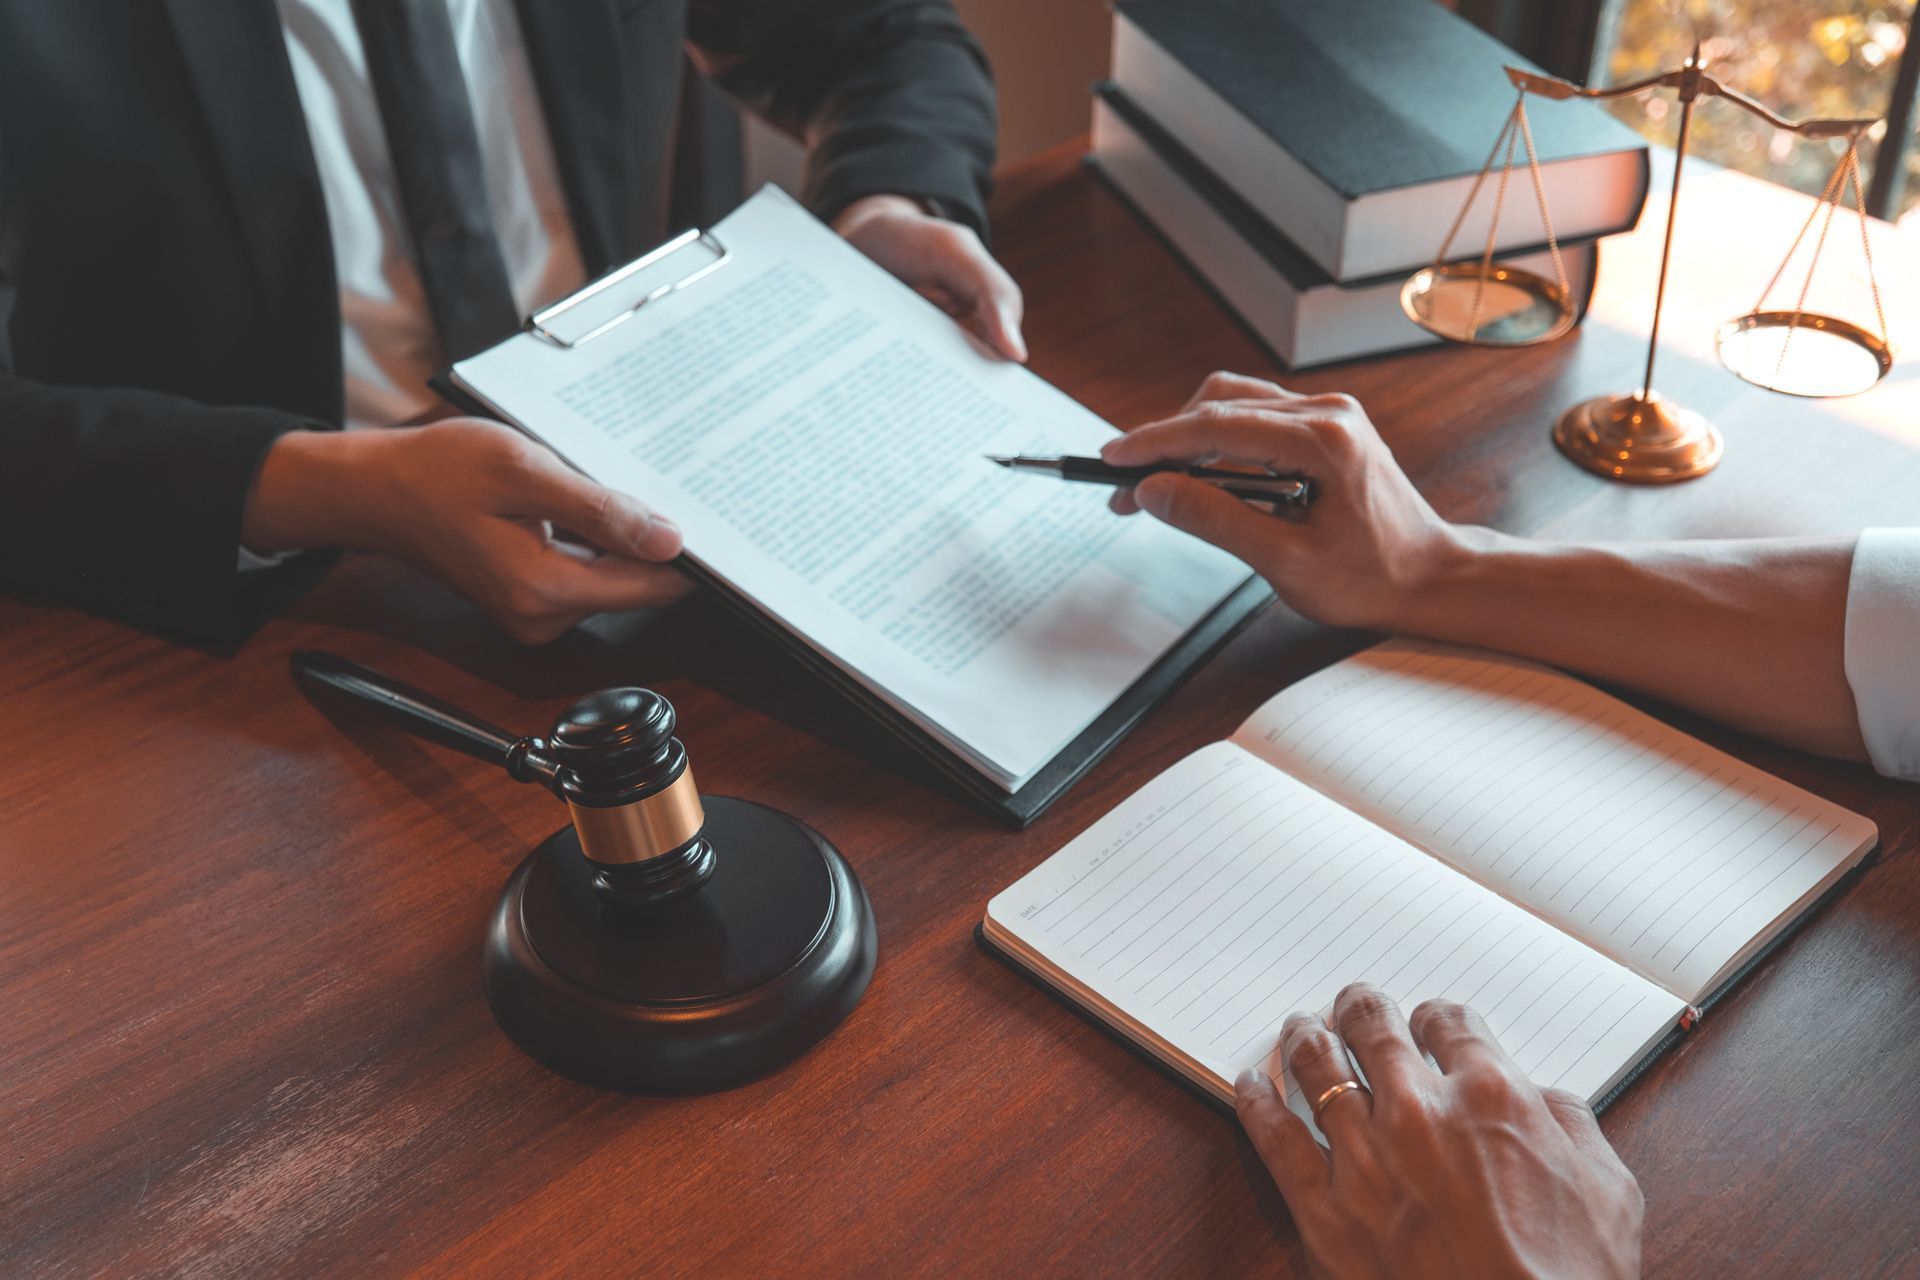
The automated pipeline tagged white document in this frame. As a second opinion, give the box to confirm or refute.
[452,187,1252,790]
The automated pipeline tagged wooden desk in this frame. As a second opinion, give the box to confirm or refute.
[3,142,1917,1277]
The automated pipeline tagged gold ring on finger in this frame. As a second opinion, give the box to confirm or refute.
[1310,1079,1365,1121]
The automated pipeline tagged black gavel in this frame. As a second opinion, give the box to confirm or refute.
[294,651,716,904]
[291,651,875,1094]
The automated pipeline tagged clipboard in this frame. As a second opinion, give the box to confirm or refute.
[434,215,1275,829]
[527,226,732,349]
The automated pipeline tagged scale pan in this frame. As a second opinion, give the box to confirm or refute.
[1715,311,1892,398]
[1400,262,1576,347]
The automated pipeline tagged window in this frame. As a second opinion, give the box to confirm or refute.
[1593,0,1920,221]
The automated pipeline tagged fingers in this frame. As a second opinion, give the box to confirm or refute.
[1408,1000,1508,1075]
[546,549,696,615]
[1542,1089,1641,1218]
[1102,405,1325,472]
[1331,983,1427,1099]
[510,448,682,562]
[1541,1088,1618,1167]
[1103,387,1352,526]
[1131,473,1293,568]
[1181,370,1293,411]
[493,547,695,644]
[1235,1066,1330,1208]
[949,243,1028,363]
[840,200,1028,362]
[1280,1012,1370,1138]
[922,226,1026,360]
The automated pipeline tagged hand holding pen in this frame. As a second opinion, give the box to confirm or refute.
[1000,373,1458,634]
[989,454,1314,510]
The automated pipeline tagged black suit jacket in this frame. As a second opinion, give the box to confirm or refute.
[0,0,996,648]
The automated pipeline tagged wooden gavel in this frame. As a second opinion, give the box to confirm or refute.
[291,651,876,1094]
[293,651,716,905]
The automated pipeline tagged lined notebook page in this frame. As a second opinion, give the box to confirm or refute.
[1233,641,1878,1002]
[986,742,1683,1108]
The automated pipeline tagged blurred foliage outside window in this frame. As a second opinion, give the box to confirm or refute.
[1598,0,1917,222]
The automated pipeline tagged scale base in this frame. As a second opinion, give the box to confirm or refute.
[484,796,876,1094]
[1552,391,1724,484]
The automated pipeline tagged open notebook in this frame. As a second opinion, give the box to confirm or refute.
[983,641,1878,1117]
[444,186,1257,823]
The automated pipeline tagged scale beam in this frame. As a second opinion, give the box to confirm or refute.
[1502,62,1878,138]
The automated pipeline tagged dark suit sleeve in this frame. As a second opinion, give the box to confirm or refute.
[0,270,335,651]
[686,0,998,234]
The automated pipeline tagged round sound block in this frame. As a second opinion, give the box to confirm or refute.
[483,796,876,1093]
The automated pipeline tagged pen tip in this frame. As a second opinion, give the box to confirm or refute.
[986,455,1014,468]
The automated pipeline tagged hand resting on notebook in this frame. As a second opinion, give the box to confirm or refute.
[242,418,691,644]
[1236,982,1642,1280]
[1104,372,1869,763]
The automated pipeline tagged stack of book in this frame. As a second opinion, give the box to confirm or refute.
[1093,0,1652,369]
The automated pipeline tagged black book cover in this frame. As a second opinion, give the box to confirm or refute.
[1099,81,1333,294]
[1094,81,1602,293]
[1089,82,1600,373]
[1115,0,1648,199]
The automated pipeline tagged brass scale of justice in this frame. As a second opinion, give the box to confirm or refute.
[1399,40,1896,483]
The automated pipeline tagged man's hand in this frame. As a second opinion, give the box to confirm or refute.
[242,419,692,643]
[833,194,1027,362]
[1103,373,1462,631]
[1238,983,1644,1280]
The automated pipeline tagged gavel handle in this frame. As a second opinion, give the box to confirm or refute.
[291,650,561,789]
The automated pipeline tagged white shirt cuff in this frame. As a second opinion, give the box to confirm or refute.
[1844,527,1920,781]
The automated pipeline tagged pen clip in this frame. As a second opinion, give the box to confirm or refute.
[1214,476,1315,509]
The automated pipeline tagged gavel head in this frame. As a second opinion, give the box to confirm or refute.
[544,688,715,905]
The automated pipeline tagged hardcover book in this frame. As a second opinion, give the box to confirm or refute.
[1111,0,1650,281]
[1090,83,1600,370]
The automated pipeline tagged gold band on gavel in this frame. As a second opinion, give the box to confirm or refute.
[567,767,705,865]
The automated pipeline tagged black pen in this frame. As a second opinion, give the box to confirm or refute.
[987,454,1315,511]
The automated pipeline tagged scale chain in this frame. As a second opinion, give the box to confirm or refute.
[1769,140,1879,389]
[1431,92,1523,268]
[1468,92,1527,338]
[1747,151,1850,316]
[1846,144,1891,352]
[1514,99,1572,309]
[1767,149,1849,388]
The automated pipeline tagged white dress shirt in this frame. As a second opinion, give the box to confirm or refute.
[240,0,589,568]
[1845,527,1920,781]
[275,0,587,429]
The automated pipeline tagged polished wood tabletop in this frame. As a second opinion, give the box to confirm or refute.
[4,140,1918,1278]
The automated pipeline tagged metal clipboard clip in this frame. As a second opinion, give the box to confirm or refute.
[525,227,732,349]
